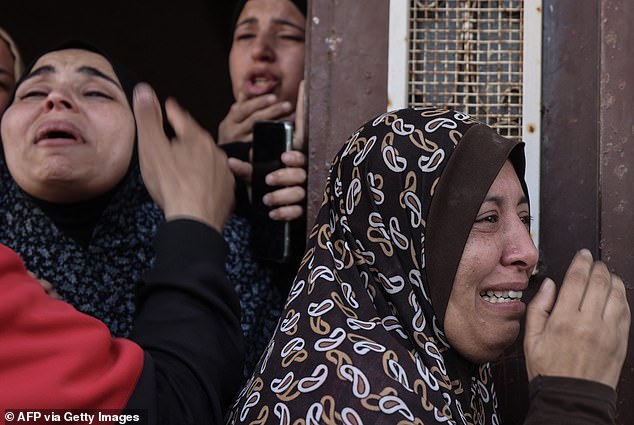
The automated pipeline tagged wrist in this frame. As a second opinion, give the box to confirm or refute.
[164,207,226,234]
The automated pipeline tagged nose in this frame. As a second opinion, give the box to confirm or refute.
[251,33,275,62]
[501,215,539,272]
[45,90,77,112]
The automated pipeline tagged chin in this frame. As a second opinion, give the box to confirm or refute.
[453,331,520,365]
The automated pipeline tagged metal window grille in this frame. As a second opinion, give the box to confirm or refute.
[408,0,524,139]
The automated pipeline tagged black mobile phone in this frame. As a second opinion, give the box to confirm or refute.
[251,120,294,263]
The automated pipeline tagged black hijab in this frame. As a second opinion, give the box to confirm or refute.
[227,107,527,424]
[10,40,138,107]
[0,41,163,336]
[5,40,141,245]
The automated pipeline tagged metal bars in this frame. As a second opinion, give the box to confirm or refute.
[409,0,524,138]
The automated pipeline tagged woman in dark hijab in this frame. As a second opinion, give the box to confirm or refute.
[222,0,309,378]
[227,107,629,424]
[0,41,162,337]
[0,42,244,422]
[0,36,288,380]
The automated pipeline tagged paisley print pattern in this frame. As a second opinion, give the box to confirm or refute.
[228,107,525,424]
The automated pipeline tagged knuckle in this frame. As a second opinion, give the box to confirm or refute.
[229,102,241,114]
[589,272,611,292]
[266,192,280,204]
[567,267,589,285]
[292,186,306,199]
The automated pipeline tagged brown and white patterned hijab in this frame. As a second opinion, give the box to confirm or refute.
[228,107,526,425]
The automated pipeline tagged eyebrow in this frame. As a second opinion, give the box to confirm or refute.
[20,64,122,89]
[77,66,122,89]
[236,17,305,33]
[483,195,529,206]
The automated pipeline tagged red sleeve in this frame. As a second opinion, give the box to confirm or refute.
[0,243,144,409]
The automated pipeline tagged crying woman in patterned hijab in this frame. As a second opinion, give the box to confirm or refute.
[227,106,628,425]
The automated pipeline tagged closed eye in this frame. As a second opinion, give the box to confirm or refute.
[235,33,255,41]
[279,34,304,42]
[20,90,47,99]
[85,91,113,99]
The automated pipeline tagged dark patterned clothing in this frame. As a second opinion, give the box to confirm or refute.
[0,220,245,424]
[0,160,160,337]
[224,215,286,377]
[0,40,160,337]
[227,107,523,424]
[0,160,285,371]
[0,41,285,373]
[227,108,618,425]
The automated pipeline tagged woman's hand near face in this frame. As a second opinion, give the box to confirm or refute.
[218,91,293,145]
[264,82,307,220]
[133,83,235,233]
[226,81,307,222]
[524,249,631,389]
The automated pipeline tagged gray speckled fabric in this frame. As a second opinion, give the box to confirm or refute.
[0,161,161,337]
[223,214,286,378]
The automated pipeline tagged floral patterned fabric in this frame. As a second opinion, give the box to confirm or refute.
[227,107,526,424]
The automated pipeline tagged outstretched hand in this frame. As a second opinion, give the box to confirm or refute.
[524,249,630,389]
[133,83,235,233]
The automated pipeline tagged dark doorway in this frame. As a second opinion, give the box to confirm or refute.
[2,1,239,137]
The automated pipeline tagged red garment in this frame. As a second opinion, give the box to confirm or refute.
[0,243,143,409]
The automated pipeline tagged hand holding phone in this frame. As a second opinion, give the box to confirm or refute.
[251,121,294,263]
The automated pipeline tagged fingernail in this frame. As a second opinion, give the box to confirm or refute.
[540,277,554,291]
[262,194,270,206]
[281,101,292,111]
[579,248,592,258]
[265,174,274,185]
[134,83,153,101]
[266,94,277,103]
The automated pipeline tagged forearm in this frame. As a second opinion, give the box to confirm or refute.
[524,376,616,425]
[127,219,245,424]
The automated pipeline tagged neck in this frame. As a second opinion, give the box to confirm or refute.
[28,190,115,247]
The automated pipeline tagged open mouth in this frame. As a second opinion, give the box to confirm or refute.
[480,290,523,304]
[35,122,83,145]
[45,131,76,140]
[252,76,270,87]
[246,72,279,97]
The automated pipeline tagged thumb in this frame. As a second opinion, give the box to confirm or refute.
[228,157,253,184]
[525,278,557,343]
